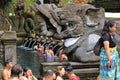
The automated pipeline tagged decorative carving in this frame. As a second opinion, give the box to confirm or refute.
[11,3,106,62]
[29,3,105,62]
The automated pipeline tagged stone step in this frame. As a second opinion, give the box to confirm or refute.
[73,68,99,74]
[73,68,99,78]
[40,62,99,76]
[62,68,99,80]
[73,68,99,80]
[41,62,99,68]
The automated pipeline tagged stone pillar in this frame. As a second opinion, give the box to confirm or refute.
[1,31,17,65]
[0,31,4,79]
[0,40,4,76]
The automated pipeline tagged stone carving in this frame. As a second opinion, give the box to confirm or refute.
[1,0,120,63]
[8,0,35,33]
[28,3,105,62]
[9,2,107,62]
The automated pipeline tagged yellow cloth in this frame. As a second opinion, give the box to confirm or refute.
[101,47,117,50]
[109,47,116,50]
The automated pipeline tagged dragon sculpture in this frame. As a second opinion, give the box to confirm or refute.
[9,1,108,62]
[29,3,105,62]
[9,2,120,62]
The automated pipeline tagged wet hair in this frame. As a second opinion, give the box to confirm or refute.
[45,46,49,50]
[49,46,53,50]
[11,64,23,78]
[64,63,73,72]
[37,43,41,48]
[4,59,12,66]
[44,69,54,77]
[22,66,30,76]
[101,20,116,35]
[23,67,30,72]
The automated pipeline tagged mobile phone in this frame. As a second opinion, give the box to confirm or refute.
[107,65,111,69]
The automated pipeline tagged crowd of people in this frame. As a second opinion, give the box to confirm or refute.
[1,59,37,80]
[33,42,68,62]
[1,59,80,80]
[42,63,80,80]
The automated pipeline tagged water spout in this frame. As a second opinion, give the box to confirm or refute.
[55,46,64,56]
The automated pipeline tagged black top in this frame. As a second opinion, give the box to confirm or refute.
[101,33,116,48]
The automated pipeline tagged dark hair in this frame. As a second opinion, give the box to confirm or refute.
[49,46,53,50]
[36,0,41,5]
[4,59,12,66]
[44,69,54,77]
[11,64,23,78]
[101,20,116,35]
[64,63,73,72]
[23,67,30,72]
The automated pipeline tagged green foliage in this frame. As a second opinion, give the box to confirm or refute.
[0,0,12,8]
[4,0,17,15]
[0,0,35,16]
[58,0,70,7]
[24,0,35,12]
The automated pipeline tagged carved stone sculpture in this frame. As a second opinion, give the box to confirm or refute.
[28,3,106,62]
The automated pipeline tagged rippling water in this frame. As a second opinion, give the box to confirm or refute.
[17,46,98,80]
[17,46,40,77]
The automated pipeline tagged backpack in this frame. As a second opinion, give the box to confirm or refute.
[93,38,102,56]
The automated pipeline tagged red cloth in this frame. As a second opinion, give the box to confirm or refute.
[69,75,80,80]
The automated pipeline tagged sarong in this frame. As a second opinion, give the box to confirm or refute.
[99,47,120,80]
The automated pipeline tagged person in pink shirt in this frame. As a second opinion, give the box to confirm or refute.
[64,63,80,80]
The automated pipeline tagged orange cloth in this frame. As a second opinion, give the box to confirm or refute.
[74,0,87,3]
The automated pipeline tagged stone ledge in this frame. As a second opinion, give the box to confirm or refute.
[40,62,99,76]
[1,31,16,40]
[73,68,99,74]
[73,68,99,78]
[41,62,99,66]
[41,62,99,69]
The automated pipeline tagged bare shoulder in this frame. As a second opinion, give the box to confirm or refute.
[50,50,54,53]
[1,69,10,80]
[1,69,7,76]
